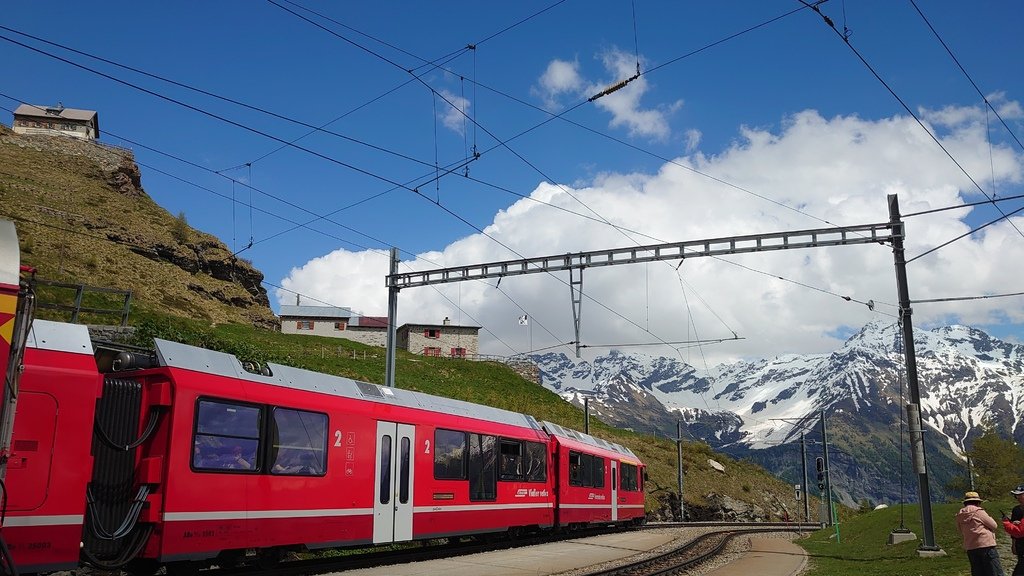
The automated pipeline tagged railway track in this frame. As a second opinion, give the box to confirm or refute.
[583,525,814,576]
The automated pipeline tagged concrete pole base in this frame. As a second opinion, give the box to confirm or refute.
[916,547,947,558]
[887,530,917,545]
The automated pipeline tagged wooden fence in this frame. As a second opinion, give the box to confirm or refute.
[34,279,132,326]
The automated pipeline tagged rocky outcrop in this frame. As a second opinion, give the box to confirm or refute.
[2,125,277,328]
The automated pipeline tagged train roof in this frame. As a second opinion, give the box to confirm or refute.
[0,220,19,287]
[153,337,543,432]
[26,319,93,356]
[539,421,638,460]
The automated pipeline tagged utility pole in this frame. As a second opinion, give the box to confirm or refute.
[384,247,399,388]
[820,411,834,528]
[677,420,685,520]
[801,433,810,523]
[584,397,590,434]
[889,194,942,555]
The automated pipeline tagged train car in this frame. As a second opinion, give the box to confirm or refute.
[84,335,558,572]
[542,422,646,528]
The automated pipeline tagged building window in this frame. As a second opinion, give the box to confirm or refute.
[296,320,313,330]
[450,347,466,358]
[423,347,441,357]
[424,329,440,338]
[334,322,345,331]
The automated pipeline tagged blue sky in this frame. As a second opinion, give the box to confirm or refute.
[3,1,1023,363]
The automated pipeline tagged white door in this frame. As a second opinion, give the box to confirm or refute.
[373,421,416,543]
[610,460,619,521]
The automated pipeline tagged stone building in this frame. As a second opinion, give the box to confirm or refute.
[278,304,391,346]
[12,103,99,140]
[397,317,480,358]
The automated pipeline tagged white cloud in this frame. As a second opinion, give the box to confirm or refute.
[437,89,470,135]
[533,58,583,109]
[684,129,702,153]
[532,49,681,139]
[278,104,1024,366]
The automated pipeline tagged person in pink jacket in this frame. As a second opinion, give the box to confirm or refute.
[957,491,1005,576]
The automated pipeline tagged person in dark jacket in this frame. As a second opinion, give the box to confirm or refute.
[957,491,1005,576]
[1009,485,1024,575]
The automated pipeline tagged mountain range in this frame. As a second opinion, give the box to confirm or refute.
[531,320,1024,506]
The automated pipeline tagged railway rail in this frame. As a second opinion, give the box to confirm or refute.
[584,525,811,576]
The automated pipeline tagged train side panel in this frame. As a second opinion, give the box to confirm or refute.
[139,339,557,562]
[410,420,554,539]
[4,322,101,572]
[544,423,647,528]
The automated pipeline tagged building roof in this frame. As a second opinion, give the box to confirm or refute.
[13,104,100,137]
[14,104,97,122]
[349,316,389,328]
[279,304,352,319]
[398,322,481,331]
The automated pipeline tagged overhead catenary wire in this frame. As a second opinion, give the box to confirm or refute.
[908,202,1024,264]
[911,291,1024,305]
[798,0,1024,247]
[908,0,1024,153]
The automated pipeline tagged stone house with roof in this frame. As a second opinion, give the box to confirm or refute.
[280,306,479,356]
[279,304,390,347]
[397,317,480,358]
[12,103,99,140]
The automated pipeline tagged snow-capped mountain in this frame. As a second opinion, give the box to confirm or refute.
[532,320,1024,505]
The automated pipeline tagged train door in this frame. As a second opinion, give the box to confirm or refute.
[373,421,415,544]
[610,460,618,521]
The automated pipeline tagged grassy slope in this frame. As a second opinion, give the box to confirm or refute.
[799,499,1017,576]
[0,126,276,327]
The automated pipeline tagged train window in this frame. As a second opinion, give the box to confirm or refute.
[498,440,522,481]
[620,463,639,492]
[591,456,605,488]
[399,437,411,504]
[468,433,496,501]
[434,429,467,480]
[269,408,327,476]
[568,451,585,486]
[524,442,547,482]
[192,399,261,473]
[379,435,392,505]
[568,451,605,488]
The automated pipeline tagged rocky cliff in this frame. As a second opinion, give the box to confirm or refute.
[0,124,277,328]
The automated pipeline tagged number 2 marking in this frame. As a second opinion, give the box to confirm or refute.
[334,430,343,447]
[424,440,431,454]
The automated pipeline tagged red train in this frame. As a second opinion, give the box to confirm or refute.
[0,220,646,575]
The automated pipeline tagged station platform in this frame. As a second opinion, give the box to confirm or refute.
[706,538,807,576]
[337,531,807,576]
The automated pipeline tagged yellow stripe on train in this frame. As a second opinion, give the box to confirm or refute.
[0,293,17,345]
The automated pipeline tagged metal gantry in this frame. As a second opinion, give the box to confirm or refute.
[382,193,940,553]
